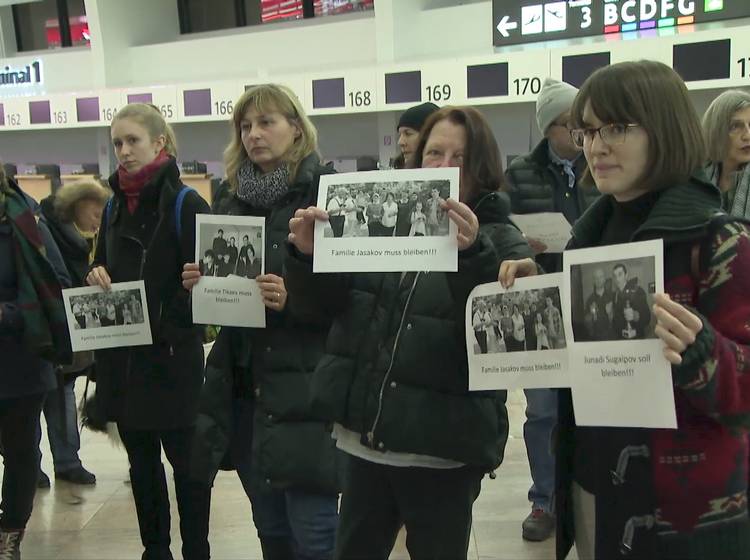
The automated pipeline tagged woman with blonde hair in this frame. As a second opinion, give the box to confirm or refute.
[37,179,110,487]
[86,103,211,560]
[183,84,340,560]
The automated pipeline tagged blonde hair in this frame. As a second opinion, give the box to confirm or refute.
[54,179,111,223]
[112,103,178,157]
[224,84,318,189]
[702,90,750,164]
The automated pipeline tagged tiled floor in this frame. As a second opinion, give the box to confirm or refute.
[12,386,576,559]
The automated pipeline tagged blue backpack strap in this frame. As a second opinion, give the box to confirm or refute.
[174,187,196,240]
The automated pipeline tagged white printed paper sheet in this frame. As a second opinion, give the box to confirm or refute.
[313,168,460,273]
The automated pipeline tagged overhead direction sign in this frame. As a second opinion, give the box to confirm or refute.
[492,1,750,47]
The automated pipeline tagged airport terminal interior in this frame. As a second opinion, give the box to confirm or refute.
[1,0,749,559]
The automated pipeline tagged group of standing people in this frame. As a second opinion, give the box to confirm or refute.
[326,183,446,238]
[1,58,750,560]
[201,230,260,279]
[472,293,565,355]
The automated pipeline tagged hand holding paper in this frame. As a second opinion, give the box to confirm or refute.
[182,262,201,291]
[86,266,112,291]
[257,274,287,312]
[653,293,703,365]
[289,206,329,256]
[441,198,478,251]
[498,258,538,289]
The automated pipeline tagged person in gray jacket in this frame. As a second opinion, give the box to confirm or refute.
[505,78,599,542]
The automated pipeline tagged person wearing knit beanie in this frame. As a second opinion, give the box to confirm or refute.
[396,102,439,168]
[536,78,579,135]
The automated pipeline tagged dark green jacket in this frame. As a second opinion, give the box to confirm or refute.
[506,139,599,272]
[190,155,341,495]
[285,190,532,470]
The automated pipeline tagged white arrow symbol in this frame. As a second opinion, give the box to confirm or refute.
[496,15,518,38]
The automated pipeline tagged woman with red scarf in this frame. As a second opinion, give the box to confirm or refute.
[86,103,211,560]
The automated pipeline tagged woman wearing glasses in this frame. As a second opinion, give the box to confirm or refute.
[703,90,750,219]
[500,61,750,560]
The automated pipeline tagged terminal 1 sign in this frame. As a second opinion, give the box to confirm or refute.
[492,1,750,47]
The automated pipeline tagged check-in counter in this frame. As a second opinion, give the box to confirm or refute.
[61,174,101,186]
[16,174,53,202]
[182,173,213,205]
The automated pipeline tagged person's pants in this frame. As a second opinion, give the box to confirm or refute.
[38,381,82,473]
[334,455,483,560]
[523,388,557,513]
[329,216,345,238]
[233,399,337,560]
[381,226,395,237]
[474,331,488,354]
[0,392,45,531]
[367,222,381,238]
[119,426,211,560]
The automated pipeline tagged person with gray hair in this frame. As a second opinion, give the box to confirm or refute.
[703,89,750,219]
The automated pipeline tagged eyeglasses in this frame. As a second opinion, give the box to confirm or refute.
[569,124,641,148]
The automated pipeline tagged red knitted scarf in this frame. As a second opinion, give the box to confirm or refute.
[117,150,171,214]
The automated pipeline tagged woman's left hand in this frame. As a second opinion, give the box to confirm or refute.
[257,274,288,312]
[441,198,479,251]
[653,293,704,365]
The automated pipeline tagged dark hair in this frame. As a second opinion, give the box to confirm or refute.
[204,249,215,259]
[218,229,224,234]
[571,60,705,191]
[613,263,627,275]
[413,106,507,199]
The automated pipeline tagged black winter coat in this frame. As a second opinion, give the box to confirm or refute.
[285,190,533,470]
[92,159,210,430]
[506,139,599,273]
[191,155,341,495]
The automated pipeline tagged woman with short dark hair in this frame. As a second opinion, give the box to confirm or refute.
[286,106,532,559]
[500,60,750,560]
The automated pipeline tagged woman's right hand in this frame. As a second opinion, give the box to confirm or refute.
[86,266,112,291]
[289,206,329,256]
[498,258,537,289]
[182,263,202,291]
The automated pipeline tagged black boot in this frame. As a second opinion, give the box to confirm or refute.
[173,475,211,560]
[259,536,296,560]
[129,463,173,560]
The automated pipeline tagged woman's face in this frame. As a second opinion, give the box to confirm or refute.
[386,193,395,203]
[111,118,165,173]
[726,106,750,167]
[240,105,300,174]
[421,119,468,201]
[582,101,650,202]
[73,199,105,233]
[415,201,422,211]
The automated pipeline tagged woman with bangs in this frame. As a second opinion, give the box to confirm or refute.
[183,84,339,560]
[500,60,750,559]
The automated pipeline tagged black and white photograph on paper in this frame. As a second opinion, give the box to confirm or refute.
[563,239,676,429]
[62,281,152,352]
[569,256,657,343]
[197,219,264,280]
[193,214,267,328]
[314,168,460,273]
[467,274,571,391]
[322,179,451,239]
